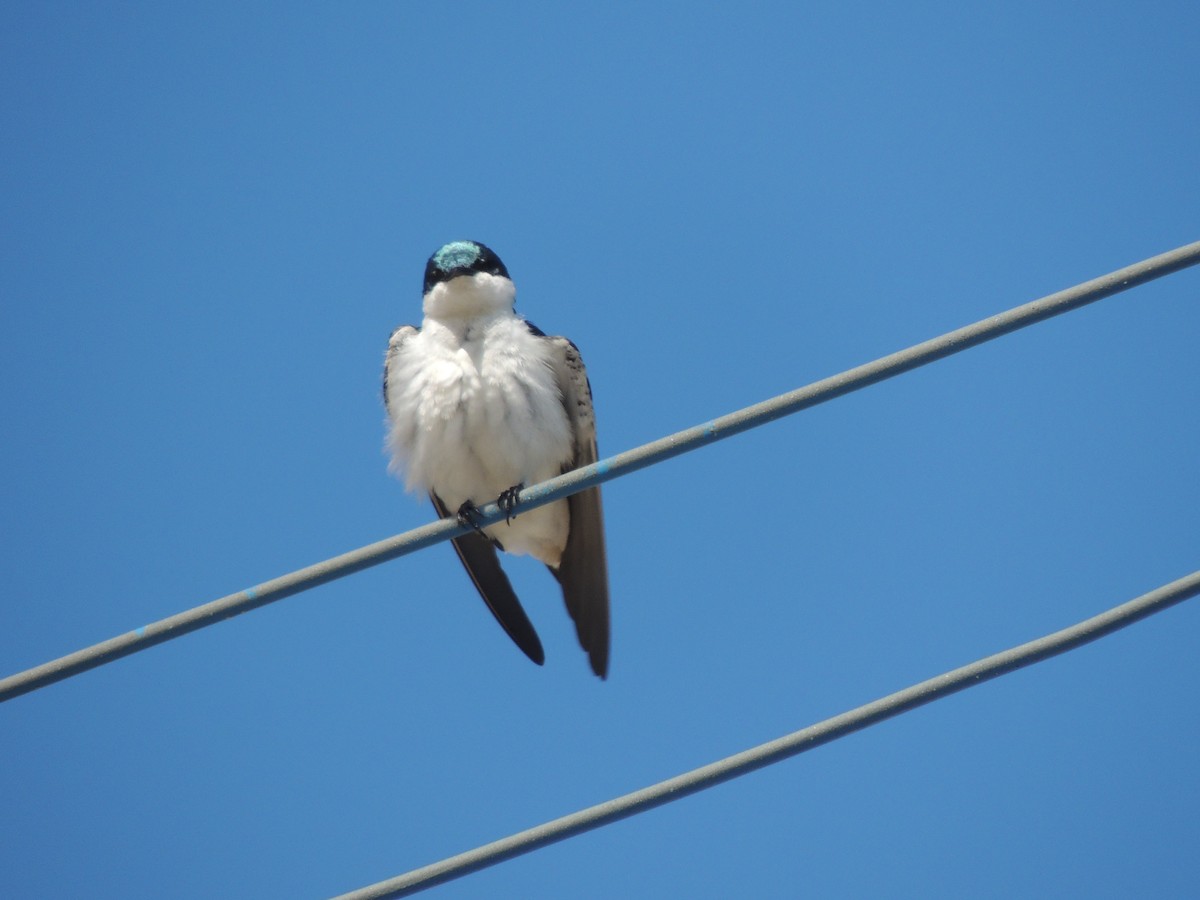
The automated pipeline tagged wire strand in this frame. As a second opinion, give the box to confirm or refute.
[329,569,1200,899]
[2,239,1198,703]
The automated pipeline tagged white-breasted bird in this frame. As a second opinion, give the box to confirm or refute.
[383,240,610,678]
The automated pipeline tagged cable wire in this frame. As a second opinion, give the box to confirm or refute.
[2,239,1198,704]
[330,568,1200,899]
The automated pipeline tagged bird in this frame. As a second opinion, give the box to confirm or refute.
[383,240,610,678]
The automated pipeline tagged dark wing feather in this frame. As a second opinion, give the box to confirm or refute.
[545,336,611,679]
[430,493,545,666]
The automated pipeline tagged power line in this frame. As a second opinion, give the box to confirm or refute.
[329,569,1200,899]
[2,239,1198,704]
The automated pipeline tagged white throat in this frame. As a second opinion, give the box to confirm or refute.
[422,272,516,322]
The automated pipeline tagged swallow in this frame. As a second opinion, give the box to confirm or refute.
[383,240,610,677]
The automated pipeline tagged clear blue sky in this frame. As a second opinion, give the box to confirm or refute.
[3,3,1198,897]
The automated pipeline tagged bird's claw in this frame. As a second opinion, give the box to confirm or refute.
[498,483,524,523]
[455,501,488,538]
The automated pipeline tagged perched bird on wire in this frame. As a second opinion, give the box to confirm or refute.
[383,240,611,678]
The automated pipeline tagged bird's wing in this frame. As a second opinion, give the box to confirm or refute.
[544,335,611,679]
[382,324,417,411]
[431,492,546,667]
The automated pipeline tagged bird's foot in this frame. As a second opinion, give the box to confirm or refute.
[498,483,524,523]
[455,500,488,538]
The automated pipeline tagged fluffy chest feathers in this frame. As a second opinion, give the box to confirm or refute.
[385,314,573,515]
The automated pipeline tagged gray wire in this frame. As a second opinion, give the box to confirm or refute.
[329,569,1200,899]
[2,240,1198,704]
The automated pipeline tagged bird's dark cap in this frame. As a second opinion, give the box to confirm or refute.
[424,241,510,294]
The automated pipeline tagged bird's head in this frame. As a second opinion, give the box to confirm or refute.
[421,240,515,320]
